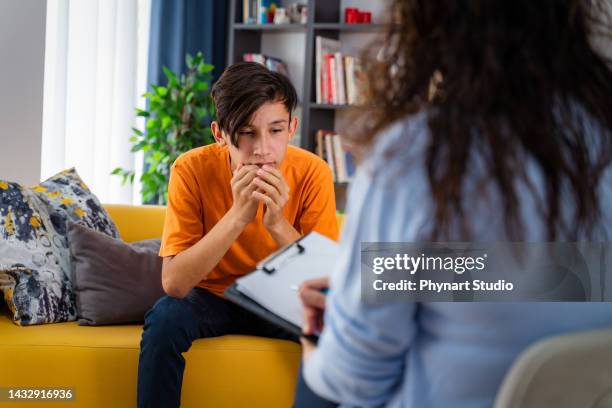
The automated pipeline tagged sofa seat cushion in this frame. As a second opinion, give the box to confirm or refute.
[0,310,301,407]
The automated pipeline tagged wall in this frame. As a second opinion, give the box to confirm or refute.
[0,0,47,185]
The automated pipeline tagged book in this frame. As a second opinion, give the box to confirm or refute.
[332,134,347,182]
[334,52,346,105]
[314,130,356,182]
[327,54,337,104]
[324,133,336,181]
[243,0,250,24]
[345,56,357,105]
[315,130,326,159]
[243,53,290,78]
[315,36,341,104]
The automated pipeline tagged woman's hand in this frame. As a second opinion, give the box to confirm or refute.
[298,276,329,335]
[300,336,317,363]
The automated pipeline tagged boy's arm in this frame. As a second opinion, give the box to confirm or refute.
[162,165,260,299]
[162,206,247,298]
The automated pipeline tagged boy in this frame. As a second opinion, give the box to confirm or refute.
[137,61,339,408]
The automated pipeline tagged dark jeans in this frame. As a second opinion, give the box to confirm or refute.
[137,287,296,408]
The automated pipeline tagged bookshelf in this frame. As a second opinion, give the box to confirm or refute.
[227,0,386,210]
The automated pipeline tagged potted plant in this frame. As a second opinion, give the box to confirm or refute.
[113,52,216,204]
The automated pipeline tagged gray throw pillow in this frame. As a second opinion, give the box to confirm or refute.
[67,221,164,325]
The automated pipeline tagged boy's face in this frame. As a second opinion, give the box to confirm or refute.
[212,101,298,172]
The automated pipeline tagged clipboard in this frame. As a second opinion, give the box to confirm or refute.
[224,232,340,344]
[225,284,318,342]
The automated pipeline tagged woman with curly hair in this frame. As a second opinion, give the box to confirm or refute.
[295,0,612,406]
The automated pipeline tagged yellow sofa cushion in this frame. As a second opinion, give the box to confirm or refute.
[104,204,167,243]
[0,311,301,407]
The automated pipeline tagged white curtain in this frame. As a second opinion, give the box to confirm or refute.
[41,0,151,204]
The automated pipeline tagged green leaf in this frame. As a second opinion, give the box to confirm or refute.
[132,127,144,136]
[198,63,214,74]
[131,141,146,153]
[194,81,209,92]
[146,118,158,130]
[162,66,177,82]
[153,85,168,97]
[111,167,123,175]
[161,116,172,130]
[135,109,150,117]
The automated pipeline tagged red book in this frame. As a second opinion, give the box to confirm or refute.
[324,53,334,104]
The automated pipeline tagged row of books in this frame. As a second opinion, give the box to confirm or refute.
[315,130,356,183]
[242,0,275,24]
[315,36,367,105]
[243,53,290,78]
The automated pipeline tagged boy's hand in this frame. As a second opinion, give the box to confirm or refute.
[229,164,260,227]
[251,165,290,228]
[298,277,329,335]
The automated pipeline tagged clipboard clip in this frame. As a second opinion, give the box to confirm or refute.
[259,236,307,274]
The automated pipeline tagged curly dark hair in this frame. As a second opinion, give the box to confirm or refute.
[355,0,612,240]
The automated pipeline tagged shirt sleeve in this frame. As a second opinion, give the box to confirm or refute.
[159,160,204,257]
[298,162,339,241]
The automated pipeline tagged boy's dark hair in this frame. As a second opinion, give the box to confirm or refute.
[211,61,297,146]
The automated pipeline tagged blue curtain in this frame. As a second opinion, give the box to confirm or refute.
[147,0,228,88]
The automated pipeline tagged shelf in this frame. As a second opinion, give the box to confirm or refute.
[233,23,307,32]
[312,23,388,32]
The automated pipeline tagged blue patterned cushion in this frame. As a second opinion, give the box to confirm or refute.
[0,168,120,325]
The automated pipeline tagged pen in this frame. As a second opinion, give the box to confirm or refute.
[290,284,329,295]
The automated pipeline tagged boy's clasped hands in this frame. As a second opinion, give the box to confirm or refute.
[228,163,290,229]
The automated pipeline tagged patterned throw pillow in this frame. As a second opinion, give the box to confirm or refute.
[0,168,120,325]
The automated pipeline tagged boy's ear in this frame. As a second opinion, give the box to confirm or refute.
[289,115,298,138]
[211,121,227,146]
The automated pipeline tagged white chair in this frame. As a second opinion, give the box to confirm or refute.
[495,328,612,408]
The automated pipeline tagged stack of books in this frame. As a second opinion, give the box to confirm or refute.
[315,36,367,105]
[243,54,290,78]
[315,130,356,183]
[242,0,277,24]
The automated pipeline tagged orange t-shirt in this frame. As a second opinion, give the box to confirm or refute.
[159,143,339,297]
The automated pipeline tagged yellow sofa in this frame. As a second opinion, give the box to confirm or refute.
[0,204,326,408]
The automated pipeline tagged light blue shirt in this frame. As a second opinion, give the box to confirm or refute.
[303,113,612,408]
